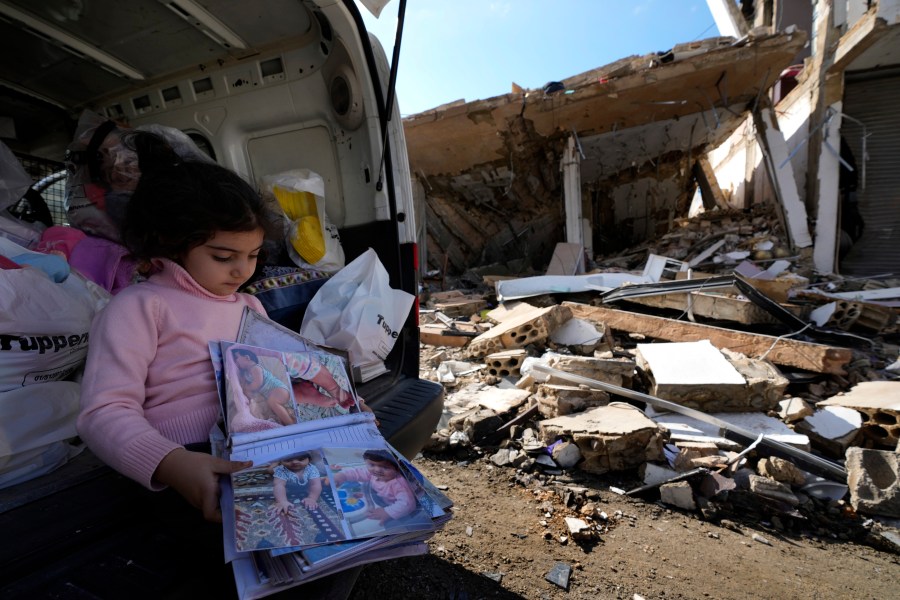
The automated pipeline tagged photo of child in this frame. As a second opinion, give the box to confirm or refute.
[283,350,357,421]
[271,451,322,512]
[324,447,434,538]
[232,347,295,425]
[223,342,360,434]
[231,450,346,552]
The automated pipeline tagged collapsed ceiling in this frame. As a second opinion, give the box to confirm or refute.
[404,30,807,275]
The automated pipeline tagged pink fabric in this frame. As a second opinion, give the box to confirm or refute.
[77,258,265,490]
[35,225,86,258]
[69,235,137,294]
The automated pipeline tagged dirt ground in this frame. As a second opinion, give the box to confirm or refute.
[350,451,899,600]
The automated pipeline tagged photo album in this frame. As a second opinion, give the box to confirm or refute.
[209,308,452,600]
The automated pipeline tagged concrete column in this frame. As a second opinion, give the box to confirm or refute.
[562,135,584,248]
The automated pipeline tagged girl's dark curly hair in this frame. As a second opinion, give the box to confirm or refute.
[120,131,272,263]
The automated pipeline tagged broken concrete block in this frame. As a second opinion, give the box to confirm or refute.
[757,457,806,486]
[447,384,531,415]
[672,442,720,472]
[484,349,527,378]
[641,462,679,487]
[564,517,593,542]
[819,381,900,449]
[777,397,814,423]
[535,383,610,418]
[846,448,900,519]
[748,473,799,506]
[466,304,572,358]
[448,407,503,443]
[539,404,665,474]
[551,440,583,469]
[720,348,789,411]
[545,354,635,388]
[636,340,746,411]
[549,317,603,354]
[796,406,862,457]
[426,290,487,318]
[659,480,697,510]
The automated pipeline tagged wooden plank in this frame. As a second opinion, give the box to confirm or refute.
[563,302,852,375]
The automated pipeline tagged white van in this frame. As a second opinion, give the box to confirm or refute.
[0,1,442,596]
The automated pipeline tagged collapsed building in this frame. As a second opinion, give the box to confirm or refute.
[411,0,900,553]
[405,0,900,281]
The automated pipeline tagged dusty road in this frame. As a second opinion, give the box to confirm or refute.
[350,452,899,600]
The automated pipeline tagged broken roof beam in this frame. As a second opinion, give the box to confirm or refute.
[563,302,852,375]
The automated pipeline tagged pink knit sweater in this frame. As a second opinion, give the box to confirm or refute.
[77,258,264,489]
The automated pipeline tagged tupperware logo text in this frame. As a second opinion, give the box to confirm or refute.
[0,333,89,354]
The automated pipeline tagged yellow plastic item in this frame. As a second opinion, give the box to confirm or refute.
[291,215,326,263]
[273,184,326,264]
[273,185,318,221]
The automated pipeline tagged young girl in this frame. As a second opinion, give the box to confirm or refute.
[270,451,323,512]
[77,131,268,522]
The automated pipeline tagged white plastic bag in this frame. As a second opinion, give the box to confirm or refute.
[0,237,106,391]
[300,248,414,366]
[0,381,82,489]
[261,169,345,273]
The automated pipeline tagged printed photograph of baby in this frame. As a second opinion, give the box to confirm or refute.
[231,449,346,553]
[322,447,435,539]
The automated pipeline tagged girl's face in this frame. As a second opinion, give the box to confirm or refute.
[180,228,264,296]
[283,457,310,471]
[365,459,399,482]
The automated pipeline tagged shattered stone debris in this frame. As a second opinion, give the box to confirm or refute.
[417,229,900,555]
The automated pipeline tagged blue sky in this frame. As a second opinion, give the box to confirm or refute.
[361,1,717,116]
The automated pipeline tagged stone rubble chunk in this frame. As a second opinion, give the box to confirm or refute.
[659,480,697,511]
[540,404,665,474]
[448,407,502,444]
[535,383,610,418]
[777,397,814,422]
[757,457,806,486]
[846,448,900,518]
[747,473,799,506]
[551,440,583,469]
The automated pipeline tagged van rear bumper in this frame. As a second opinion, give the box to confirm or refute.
[368,377,444,460]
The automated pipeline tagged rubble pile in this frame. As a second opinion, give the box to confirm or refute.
[417,210,900,555]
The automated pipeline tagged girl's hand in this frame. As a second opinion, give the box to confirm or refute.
[301,497,318,510]
[154,448,252,523]
[274,499,294,514]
